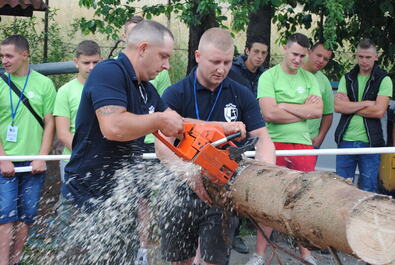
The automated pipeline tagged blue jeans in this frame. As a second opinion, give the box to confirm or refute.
[336,141,380,193]
[0,161,45,224]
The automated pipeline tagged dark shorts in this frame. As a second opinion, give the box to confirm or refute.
[160,185,238,265]
[0,161,45,224]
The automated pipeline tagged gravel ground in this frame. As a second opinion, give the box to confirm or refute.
[230,234,368,265]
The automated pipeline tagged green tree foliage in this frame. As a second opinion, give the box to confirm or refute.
[78,0,136,40]
[0,9,75,87]
[77,0,227,40]
[76,0,225,73]
[76,0,395,80]
[0,9,72,64]
[342,0,395,69]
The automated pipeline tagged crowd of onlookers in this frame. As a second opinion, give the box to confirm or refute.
[0,15,392,265]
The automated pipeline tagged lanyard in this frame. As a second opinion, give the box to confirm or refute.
[138,83,148,104]
[193,72,223,121]
[8,69,31,125]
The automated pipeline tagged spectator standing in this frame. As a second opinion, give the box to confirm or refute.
[257,33,323,265]
[54,40,102,191]
[334,39,393,192]
[53,40,101,245]
[228,37,268,97]
[156,27,275,265]
[303,43,334,149]
[0,35,56,265]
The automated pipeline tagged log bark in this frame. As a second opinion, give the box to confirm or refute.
[205,159,395,265]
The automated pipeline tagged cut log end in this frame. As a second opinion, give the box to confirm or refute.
[346,195,395,265]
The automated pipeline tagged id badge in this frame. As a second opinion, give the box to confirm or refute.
[6,125,18,142]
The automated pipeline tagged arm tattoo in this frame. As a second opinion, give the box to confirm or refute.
[96,105,126,116]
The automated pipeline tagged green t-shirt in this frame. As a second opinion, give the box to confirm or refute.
[150,69,171,96]
[338,75,393,142]
[257,64,321,145]
[307,71,334,139]
[53,78,84,155]
[145,70,172,145]
[0,70,56,156]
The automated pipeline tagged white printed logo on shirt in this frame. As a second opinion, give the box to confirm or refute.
[27,91,36,98]
[148,105,155,114]
[296,87,306,94]
[26,91,42,101]
[224,103,238,122]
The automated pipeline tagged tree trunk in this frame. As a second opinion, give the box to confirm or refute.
[186,0,217,74]
[206,159,395,265]
[246,3,272,68]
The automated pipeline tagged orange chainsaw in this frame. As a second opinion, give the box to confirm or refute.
[154,123,258,185]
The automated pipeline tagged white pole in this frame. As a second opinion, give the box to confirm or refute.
[2,147,395,164]
[0,155,70,161]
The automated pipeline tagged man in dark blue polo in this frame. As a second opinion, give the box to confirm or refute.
[60,20,183,265]
[63,20,183,210]
[156,28,275,265]
[228,37,268,98]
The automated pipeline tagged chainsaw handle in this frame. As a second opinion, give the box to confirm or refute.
[153,131,185,158]
[226,132,242,141]
[211,131,241,147]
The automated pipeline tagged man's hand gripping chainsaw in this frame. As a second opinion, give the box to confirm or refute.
[154,123,258,185]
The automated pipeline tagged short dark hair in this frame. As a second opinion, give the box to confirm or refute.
[311,42,335,58]
[245,37,268,51]
[1,34,29,52]
[286,33,310,48]
[124,15,144,33]
[76,40,101,58]
[358,39,376,51]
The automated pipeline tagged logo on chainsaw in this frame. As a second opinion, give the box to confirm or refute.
[224,103,238,122]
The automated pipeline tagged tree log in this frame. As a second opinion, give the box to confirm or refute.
[205,159,395,265]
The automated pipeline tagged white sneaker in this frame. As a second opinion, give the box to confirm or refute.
[246,253,265,265]
[134,248,148,265]
[304,255,318,265]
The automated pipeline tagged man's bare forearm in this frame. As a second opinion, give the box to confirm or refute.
[317,114,333,139]
[96,106,182,141]
[334,99,370,114]
[55,116,74,151]
[312,113,333,147]
[250,128,275,164]
[356,97,389,118]
[356,106,385,118]
[263,106,303,123]
[279,102,323,120]
[39,114,55,155]
[61,132,73,151]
